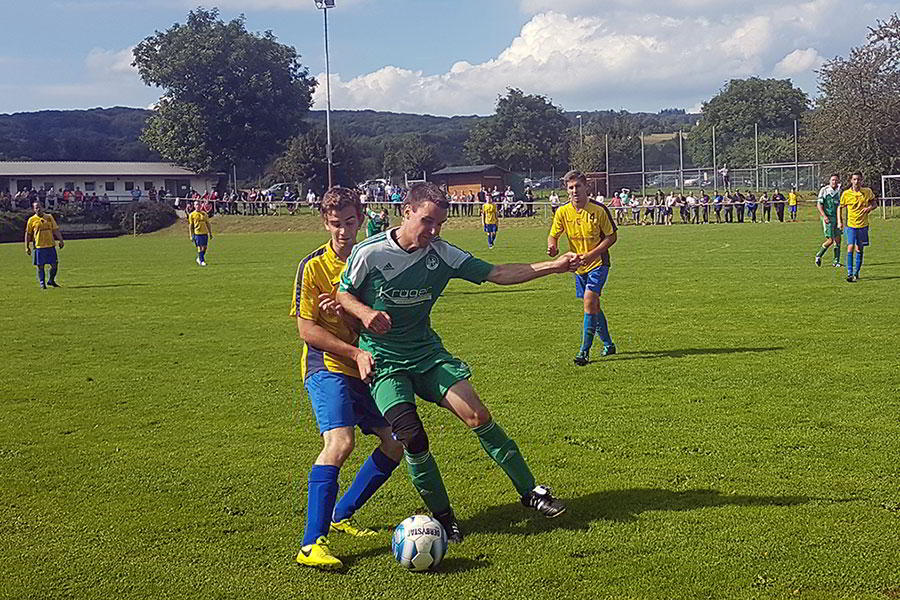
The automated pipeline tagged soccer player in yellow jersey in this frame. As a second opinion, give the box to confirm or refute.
[481,195,499,248]
[188,205,212,266]
[838,171,877,283]
[548,170,618,366]
[291,186,403,570]
[24,201,64,289]
[788,187,798,221]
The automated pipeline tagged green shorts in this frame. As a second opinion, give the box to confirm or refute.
[371,357,472,415]
[823,218,842,239]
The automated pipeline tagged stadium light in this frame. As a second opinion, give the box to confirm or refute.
[314,0,335,188]
[576,115,583,149]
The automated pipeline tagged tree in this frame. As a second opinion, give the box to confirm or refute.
[382,134,443,180]
[688,78,809,167]
[133,8,316,174]
[808,14,900,184]
[271,128,363,191]
[464,88,569,172]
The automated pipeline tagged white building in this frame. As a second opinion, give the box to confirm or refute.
[0,161,220,202]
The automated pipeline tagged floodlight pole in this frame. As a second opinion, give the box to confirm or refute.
[605,133,610,198]
[754,123,759,192]
[576,115,583,149]
[678,129,684,195]
[793,119,799,190]
[316,0,335,189]
[712,125,717,191]
[640,132,645,196]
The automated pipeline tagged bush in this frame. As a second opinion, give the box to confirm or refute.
[113,202,177,234]
[0,210,33,243]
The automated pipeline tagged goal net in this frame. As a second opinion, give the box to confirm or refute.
[881,174,900,219]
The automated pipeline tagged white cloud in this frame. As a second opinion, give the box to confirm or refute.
[774,48,824,76]
[316,0,897,116]
[85,46,138,79]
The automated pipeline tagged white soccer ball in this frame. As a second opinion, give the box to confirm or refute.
[391,515,448,572]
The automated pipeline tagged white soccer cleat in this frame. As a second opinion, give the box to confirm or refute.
[196,257,202,265]
[200,261,207,266]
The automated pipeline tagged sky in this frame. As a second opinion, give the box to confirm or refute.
[0,0,897,117]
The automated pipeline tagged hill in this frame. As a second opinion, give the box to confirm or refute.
[0,107,698,173]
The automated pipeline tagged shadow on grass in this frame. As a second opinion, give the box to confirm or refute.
[607,347,783,361]
[463,488,817,535]
[338,546,490,574]
[862,275,900,281]
[67,283,150,289]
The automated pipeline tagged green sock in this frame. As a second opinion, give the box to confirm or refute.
[834,245,840,262]
[815,246,827,259]
[473,421,535,496]
[404,450,451,514]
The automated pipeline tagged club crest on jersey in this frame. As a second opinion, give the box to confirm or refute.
[425,253,439,271]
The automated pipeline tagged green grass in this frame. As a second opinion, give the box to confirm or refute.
[1,208,898,600]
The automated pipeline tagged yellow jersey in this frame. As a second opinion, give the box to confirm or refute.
[549,201,617,274]
[840,187,876,229]
[788,192,797,206]
[290,241,359,380]
[189,210,211,235]
[25,214,59,248]
[481,202,498,225]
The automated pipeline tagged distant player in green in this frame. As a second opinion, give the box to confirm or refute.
[366,208,389,237]
[815,174,842,268]
[336,182,576,543]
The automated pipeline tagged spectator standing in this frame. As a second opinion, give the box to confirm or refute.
[773,189,786,222]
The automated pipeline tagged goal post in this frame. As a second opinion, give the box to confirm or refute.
[880,174,900,219]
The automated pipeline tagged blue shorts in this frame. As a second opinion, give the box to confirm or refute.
[304,370,388,435]
[789,205,797,214]
[845,226,870,247]
[484,224,497,233]
[575,265,609,298]
[193,234,208,247]
[33,247,58,266]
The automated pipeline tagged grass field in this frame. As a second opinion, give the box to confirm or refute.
[1,208,898,600]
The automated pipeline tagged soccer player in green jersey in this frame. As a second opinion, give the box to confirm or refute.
[815,174,843,268]
[336,182,577,542]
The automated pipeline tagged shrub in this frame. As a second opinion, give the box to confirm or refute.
[113,202,177,234]
[0,210,34,243]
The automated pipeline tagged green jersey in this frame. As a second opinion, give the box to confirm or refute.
[339,229,494,376]
[366,211,384,237]
[817,185,841,218]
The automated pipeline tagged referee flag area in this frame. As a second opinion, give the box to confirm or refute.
[1,213,898,599]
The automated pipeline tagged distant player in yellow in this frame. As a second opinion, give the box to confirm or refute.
[788,187,798,221]
[24,201,64,289]
[838,171,877,283]
[481,194,499,248]
[188,205,212,266]
[548,170,618,366]
[291,186,403,570]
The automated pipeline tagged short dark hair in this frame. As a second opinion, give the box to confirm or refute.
[851,171,863,179]
[320,186,362,216]
[404,182,450,210]
[563,170,588,185]
[830,173,840,179]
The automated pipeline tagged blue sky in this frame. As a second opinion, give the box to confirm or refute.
[1,0,897,116]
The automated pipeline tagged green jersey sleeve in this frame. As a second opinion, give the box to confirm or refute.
[455,256,494,284]
[339,245,369,296]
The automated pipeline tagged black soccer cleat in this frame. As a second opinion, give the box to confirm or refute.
[434,508,464,544]
[573,352,589,366]
[48,281,60,287]
[522,485,566,518]
[846,275,856,283]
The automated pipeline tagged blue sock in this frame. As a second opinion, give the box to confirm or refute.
[847,251,853,276]
[579,313,595,354]
[302,464,339,546]
[199,250,205,262]
[855,248,863,276]
[333,448,398,523]
[36,266,45,286]
[594,310,612,347]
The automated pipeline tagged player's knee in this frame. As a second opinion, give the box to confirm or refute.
[386,404,429,454]
[466,407,492,429]
[322,430,355,463]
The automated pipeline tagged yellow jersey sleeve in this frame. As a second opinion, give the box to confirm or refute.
[597,204,615,236]
[549,205,566,238]
[291,260,321,321]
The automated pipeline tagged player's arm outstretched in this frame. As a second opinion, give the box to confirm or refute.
[486,252,580,285]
